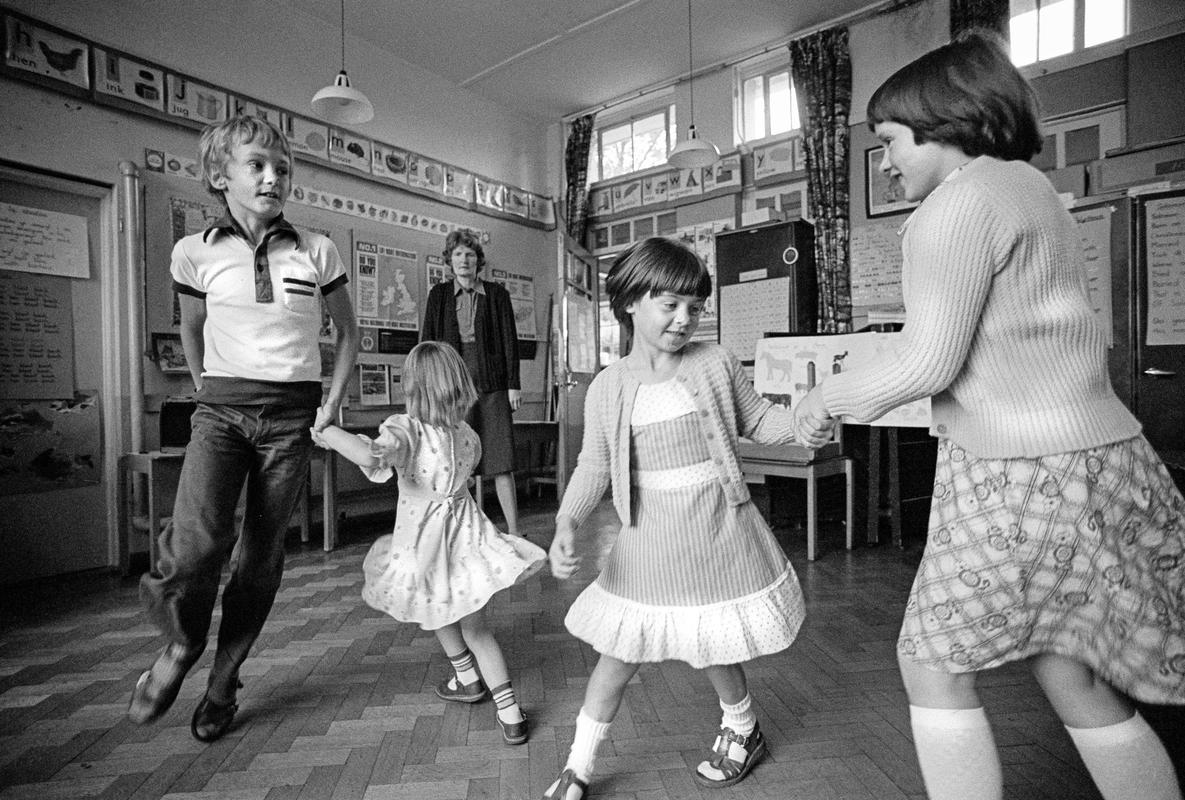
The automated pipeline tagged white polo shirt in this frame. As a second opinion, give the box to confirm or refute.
[171,215,348,385]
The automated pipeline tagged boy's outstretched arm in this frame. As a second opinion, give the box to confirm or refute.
[316,287,360,432]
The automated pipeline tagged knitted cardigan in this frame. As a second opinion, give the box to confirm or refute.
[821,156,1139,458]
[556,342,796,528]
[421,278,520,392]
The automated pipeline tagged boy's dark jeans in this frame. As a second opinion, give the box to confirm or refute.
[140,402,315,693]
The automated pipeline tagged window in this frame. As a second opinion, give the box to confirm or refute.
[1010,0,1126,67]
[592,105,677,182]
[735,55,801,145]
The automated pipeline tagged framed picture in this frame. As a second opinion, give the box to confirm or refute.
[866,146,919,218]
[151,332,189,374]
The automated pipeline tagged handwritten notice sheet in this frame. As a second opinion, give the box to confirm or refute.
[1145,196,1185,346]
[0,201,89,278]
[850,218,904,307]
[0,270,75,399]
[1072,206,1115,347]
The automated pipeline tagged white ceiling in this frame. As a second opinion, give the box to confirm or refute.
[298,0,882,120]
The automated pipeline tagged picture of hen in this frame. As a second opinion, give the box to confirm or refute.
[38,41,83,73]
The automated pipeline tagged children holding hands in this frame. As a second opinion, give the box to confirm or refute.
[311,341,546,744]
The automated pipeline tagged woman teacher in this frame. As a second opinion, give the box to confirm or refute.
[421,229,522,536]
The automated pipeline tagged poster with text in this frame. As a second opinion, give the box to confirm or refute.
[355,241,420,331]
[490,268,537,340]
[0,202,89,279]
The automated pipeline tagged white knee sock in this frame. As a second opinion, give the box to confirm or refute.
[909,705,1002,800]
[1065,713,1183,800]
[565,707,612,782]
[719,693,756,736]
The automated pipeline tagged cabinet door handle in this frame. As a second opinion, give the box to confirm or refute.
[1143,368,1176,377]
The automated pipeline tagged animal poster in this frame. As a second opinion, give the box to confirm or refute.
[0,392,100,495]
[753,332,930,427]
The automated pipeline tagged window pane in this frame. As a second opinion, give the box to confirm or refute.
[668,104,677,155]
[632,112,667,171]
[768,71,794,135]
[743,75,765,141]
[1009,0,1039,65]
[789,81,800,130]
[600,122,632,180]
[1084,0,1125,47]
[1038,0,1074,60]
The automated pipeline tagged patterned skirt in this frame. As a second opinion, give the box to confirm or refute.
[898,435,1185,704]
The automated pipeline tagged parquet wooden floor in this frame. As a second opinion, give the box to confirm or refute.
[1,493,1180,800]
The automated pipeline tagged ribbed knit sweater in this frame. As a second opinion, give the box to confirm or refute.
[822,156,1140,458]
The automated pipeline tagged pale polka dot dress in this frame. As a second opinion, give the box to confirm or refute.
[356,415,546,631]
[564,379,805,668]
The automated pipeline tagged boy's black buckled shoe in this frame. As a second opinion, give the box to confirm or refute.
[191,680,242,743]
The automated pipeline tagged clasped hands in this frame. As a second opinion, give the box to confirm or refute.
[793,385,837,449]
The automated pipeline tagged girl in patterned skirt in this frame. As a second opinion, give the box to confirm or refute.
[311,342,546,746]
[544,237,807,800]
[793,31,1183,800]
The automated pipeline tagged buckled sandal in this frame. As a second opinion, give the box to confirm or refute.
[191,679,243,743]
[497,711,528,745]
[127,643,202,725]
[541,768,589,800]
[692,723,766,788]
[434,674,488,703]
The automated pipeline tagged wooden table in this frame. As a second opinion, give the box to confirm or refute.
[739,440,854,561]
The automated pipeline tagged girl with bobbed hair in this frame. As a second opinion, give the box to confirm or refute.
[795,31,1184,800]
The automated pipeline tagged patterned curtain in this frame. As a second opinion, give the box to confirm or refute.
[789,27,852,334]
[950,0,1010,38]
[563,114,596,243]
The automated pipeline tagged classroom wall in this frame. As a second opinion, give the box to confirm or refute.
[0,0,552,193]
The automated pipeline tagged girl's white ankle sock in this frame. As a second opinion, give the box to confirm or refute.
[909,705,1002,800]
[1065,713,1183,800]
[564,707,612,782]
[719,693,756,736]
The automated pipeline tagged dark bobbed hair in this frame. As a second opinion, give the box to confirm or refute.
[605,237,712,336]
[866,30,1043,161]
[198,115,292,202]
[442,229,486,271]
[402,341,478,428]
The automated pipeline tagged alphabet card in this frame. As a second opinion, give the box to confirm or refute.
[94,48,164,111]
[3,16,90,90]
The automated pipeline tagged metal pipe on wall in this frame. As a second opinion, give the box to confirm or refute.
[119,160,145,453]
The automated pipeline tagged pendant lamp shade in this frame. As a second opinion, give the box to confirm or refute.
[668,125,719,169]
[668,0,718,170]
[312,0,374,125]
[311,71,374,124]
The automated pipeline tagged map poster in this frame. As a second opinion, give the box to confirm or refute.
[354,241,419,331]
